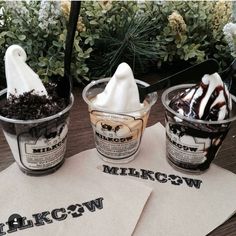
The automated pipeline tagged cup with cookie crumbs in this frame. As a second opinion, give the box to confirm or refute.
[0,45,74,175]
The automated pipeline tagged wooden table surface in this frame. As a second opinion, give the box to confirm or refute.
[0,74,236,235]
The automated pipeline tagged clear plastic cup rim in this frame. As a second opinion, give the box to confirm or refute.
[161,83,236,125]
[0,88,74,124]
[82,78,158,114]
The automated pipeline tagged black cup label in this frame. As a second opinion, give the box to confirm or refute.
[90,110,145,160]
[17,119,69,170]
[166,121,207,165]
[165,119,230,172]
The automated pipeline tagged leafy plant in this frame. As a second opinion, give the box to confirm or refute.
[0,0,234,87]
[138,1,232,69]
[83,1,233,78]
[86,9,158,77]
[0,0,95,86]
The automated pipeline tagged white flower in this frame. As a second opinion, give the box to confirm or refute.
[223,22,236,36]
[223,22,236,53]
[38,0,61,31]
[6,1,29,18]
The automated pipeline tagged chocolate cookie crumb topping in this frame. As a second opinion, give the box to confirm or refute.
[0,83,67,120]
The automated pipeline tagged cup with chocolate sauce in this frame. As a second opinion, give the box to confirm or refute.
[162,73,236,173]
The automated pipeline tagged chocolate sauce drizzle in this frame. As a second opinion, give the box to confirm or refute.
[169,82,231,121]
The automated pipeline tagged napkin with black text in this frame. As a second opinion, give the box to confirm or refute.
[0,158,152,236]
[76,122,236,236]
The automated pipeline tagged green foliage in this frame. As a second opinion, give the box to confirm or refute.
[143,1,232,68]
[0,1,234,86]
[0,0,95,86]
[83,1,233,78]
[84,1,157,77]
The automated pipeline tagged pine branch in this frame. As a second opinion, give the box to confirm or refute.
[88,13,158,78]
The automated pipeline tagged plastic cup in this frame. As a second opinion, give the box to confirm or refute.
[83,78,157,163]
[0,88,74,176]
[162,84,236,173]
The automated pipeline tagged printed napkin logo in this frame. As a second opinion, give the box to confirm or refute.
[6,214,24,231]
[0,197,104,235]
[101,164,203,189]
[17,120,68,170]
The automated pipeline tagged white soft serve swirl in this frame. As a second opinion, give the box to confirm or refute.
[93,62,142,112]
[5,45,47,98]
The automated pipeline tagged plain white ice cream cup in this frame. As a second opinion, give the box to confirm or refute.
[162,84,236,173]
[83,78,157,163]
[0,88,74,176]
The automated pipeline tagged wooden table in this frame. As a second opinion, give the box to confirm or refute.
[0,74,236,235]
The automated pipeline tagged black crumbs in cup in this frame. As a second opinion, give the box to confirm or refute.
[0,83,67,120]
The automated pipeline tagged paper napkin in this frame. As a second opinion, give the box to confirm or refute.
[0,158,152,236]
[75,122,236,236]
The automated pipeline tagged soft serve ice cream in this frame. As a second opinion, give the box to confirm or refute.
[83,62,157,163]
[92,62,143,112]
[5,45,47,98]
[0,45,72,175]
[163,72,233,172]
[169,73,232,121]
[1,45,67,119]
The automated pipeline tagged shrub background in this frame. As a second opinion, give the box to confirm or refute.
[0,1,234,88]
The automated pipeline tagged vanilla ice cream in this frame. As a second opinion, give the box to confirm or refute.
[83,62,157,163]
[5,45,47,98]
[92,62,143,112]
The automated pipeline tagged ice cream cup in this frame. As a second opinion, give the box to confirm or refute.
[162,84,236,173]
[83,78,157,163]
[0,88,74,176]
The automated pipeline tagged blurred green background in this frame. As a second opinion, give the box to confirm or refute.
[0,0,235,88]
